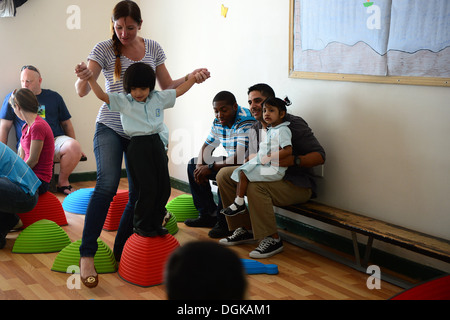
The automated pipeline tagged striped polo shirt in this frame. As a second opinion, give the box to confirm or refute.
[205,105,255,157]
[88,38,167,138]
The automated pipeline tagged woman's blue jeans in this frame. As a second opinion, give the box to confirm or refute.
[79,123,137,260]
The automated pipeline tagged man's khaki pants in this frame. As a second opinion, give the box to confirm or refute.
[216,166,312,240]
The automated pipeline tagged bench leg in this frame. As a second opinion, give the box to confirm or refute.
[351,233,375,268]
[279,230,412,289]
[351,232,361,267]
[363,236,374,266]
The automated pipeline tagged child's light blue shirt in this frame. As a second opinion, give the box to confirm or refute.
[107,90,176,145]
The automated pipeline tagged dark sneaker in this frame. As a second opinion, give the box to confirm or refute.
[1,216,20,249]
[219,227,256,246]
[249,237,283,258]
[162,211,172,227]
[156,226,169,236]
[208,221,232,238]
[220,203,247,216]
[184,215,217,228]
[11,219,23,231]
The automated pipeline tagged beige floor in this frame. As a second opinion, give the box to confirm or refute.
[0,178,404,300]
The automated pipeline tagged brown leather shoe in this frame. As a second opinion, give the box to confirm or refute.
[79,258,98,288]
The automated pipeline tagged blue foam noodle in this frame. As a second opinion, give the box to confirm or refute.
[241,258,278,275]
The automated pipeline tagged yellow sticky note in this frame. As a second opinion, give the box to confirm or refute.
[221,4,228,18]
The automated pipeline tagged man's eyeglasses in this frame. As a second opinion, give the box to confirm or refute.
[21,65,41,76]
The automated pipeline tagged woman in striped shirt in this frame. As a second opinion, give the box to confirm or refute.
[74,0,209,288]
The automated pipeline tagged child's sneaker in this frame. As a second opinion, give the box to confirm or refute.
[162,211,172,227]
[219,227,255,246]
[249,237,283,258]
[220,202,246,216]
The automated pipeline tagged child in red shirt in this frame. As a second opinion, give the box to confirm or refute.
[10,89,54,194]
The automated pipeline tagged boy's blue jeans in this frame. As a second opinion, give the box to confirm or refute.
[0,177,38,234]
[187,157,224,219]
[79,123,137,260]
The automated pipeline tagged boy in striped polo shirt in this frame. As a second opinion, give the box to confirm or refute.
[185,91,255,238]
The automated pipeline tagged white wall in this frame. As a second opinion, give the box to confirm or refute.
[141,0,450,271]
[141,0,450,236]
[0,0,119,173]
[2,1,448,271]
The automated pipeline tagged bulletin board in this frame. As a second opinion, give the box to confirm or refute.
[289,0,450,87]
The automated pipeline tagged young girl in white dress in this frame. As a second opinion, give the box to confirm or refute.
[221,97,292,216]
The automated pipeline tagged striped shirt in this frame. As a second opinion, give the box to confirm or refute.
[0,142,41,195]
[206,106,255,157]
[88,38,167,138]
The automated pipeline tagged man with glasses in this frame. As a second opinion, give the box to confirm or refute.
[0,65,85,195]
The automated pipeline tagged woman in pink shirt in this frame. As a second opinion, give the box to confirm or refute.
[10,88,54,194]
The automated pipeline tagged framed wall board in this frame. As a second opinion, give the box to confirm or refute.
[289,0,450,87]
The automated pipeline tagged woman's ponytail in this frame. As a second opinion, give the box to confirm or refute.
[112,32,122,83]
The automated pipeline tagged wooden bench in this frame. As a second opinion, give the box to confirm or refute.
[275,201,450,288]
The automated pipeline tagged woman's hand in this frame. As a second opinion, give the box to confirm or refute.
[75,62,91,81]
[190,68,210,84]
[75,60,101,97]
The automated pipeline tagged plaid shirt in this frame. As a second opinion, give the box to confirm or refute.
[205,105,255,157]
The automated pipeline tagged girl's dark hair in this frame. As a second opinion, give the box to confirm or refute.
[12,88,39,113]
[111,0,143,82]
[263,96,291,114]
[123,62,156,93]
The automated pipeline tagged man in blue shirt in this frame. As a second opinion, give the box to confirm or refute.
[185,91,255,238]
[0,65,85,194]
[0,141,41,249]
